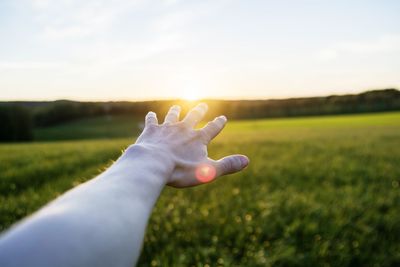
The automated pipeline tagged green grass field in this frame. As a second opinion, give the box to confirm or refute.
[34,115,141,141]
[1,112,400,266]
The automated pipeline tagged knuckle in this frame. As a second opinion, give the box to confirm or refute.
[191,109,202,118]
[176,121,188,129]
[216,117,225,126]
[204,122,219,138]
[145,124,157,133]
[222,159,233,173]
[221,157,240,174]
[233,157,241,169]
[167,109,179,116]
[199,130,211,143]
[210,121,220,132]
[188,130,200,141]
[171,105,180,111]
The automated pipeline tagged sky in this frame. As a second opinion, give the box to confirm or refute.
[0,0,399,101]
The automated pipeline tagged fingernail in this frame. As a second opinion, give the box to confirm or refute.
[240,156,249,168]
[219,115,227,122]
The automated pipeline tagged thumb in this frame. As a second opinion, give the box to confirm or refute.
[215,154,249,177]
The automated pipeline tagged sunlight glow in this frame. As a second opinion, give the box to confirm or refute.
[182,88,201,101]
[0,1,398,100]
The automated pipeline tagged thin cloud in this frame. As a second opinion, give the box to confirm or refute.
[61,32,185,76]
[152,0,230,33]
[0,61,65,70]
[317,34,400,61]
[31,0,143,40]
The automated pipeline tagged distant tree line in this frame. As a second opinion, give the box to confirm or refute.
[0,106,33,142]
[219,88,400,119]
[32,88,400,126]
[0,88,399,141]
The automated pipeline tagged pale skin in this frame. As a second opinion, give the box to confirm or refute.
[0,103,249,267]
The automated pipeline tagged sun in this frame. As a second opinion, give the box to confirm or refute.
[182,88,201,101]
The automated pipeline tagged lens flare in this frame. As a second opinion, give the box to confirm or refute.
[195,163,216,183]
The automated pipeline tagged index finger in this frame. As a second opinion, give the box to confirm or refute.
[200,115,227,143]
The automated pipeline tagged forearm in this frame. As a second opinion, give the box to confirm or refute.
[0,145,170,267]
[0,103,248,267]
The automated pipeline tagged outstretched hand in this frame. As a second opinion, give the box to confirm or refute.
[133,103,249,187]
[0,103,249,267]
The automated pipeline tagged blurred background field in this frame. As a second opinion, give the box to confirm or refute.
[1,1,400,266]
[34,115,140,141]
[1,111,399,266]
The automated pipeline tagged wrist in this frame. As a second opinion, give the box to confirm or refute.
[93,144,171,210]
[117,144,174,183]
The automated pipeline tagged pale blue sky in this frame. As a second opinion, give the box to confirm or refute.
[0,0,399,100]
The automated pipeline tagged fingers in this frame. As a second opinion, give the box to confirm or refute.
[214,155,249,177]
[200,115,227,143]
[164,105,181,124]
[183,103,208,128]
[145,111,158,127]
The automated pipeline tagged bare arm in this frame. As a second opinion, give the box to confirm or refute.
[0,103,249,267]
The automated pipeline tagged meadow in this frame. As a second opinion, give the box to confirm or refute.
[1,112,399,266]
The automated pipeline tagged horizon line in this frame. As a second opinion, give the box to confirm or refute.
[0,87,398,103]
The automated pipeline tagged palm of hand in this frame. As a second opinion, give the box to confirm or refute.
[135,104,249,187]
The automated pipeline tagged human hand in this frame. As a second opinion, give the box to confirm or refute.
[132,103,249,187]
